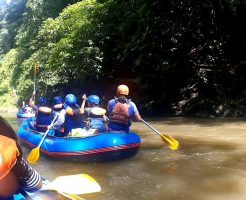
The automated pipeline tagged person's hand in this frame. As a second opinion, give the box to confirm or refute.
[80,108,85,114]
[82,94,87,100]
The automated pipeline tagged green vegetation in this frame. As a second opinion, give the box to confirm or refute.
[0,0,246,116]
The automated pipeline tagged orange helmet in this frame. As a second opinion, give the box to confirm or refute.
[0,136,19,181]
[117,85,129,95]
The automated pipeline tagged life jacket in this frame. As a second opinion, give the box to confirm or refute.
[36,106,52,131]
[64,106,84,133]
[109,98,131,125]
[0,116,23,157]
[0,135,20,181]
[53,103,63,114]
[86,107,106,132]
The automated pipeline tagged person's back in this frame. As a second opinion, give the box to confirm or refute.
[48,94,84,136]
[107,85,141,132]
[84,95,107,133]
[0,116,42,198]
[64,105,84,134]
[29,93,52,132]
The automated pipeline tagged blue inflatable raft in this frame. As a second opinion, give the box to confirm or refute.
[17,118,141,162]
[16,109,35,118]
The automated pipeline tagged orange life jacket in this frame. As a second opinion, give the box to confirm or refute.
[0,135,20,181]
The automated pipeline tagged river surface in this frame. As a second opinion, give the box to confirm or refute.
[2,113,246,200]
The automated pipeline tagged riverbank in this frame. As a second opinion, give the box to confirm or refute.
[0,107,18,113]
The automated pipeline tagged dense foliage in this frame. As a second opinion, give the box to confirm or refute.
[0,0,245,116]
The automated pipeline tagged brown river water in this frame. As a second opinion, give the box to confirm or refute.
[2,113,246,200]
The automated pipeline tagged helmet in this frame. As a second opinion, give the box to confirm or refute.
[65,94,77,106]
[39,97,47,105]
[53,96,62,104]
[117,85,129,95]
[87,95,100,105]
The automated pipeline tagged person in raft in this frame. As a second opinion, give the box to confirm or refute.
[29,92,52,132]
[52,96,63,116]
[21,100,33,113]
[107,84,142,133]
[0,116,42,199]
[83,95,108,134]
[47,94,85,137]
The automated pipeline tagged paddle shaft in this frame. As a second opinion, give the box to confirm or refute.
[141,119,179,150]
[33,84,36,102]
[140,119,162,136]
[33,63,37,102]
[59,192,85,200]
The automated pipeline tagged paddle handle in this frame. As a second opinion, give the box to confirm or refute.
[37,114,58,148]
[140,119,162,136]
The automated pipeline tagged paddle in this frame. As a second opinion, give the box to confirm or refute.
[140,119,179,150]
[27,114,59,164]
[28,174,101,200]
[58,192,86,200]
[42,174,101,195]
[33,63,38,102]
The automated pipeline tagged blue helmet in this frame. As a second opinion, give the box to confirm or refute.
[87,95,100,105]
[39,97,47,105]
[53,96,62,104]
[65,94,77,106]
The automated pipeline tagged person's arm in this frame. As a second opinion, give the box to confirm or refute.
[130,102,142,122]
[48,109,65,130]
[22,101,25,108]
[103,115,109,122]
[12,157,42,193]
[29,92,38,110]
[0,171,19,198]
[134,112,142,121]
[80,94,87,112]
[29,92,35,106]
[107,99,114,113]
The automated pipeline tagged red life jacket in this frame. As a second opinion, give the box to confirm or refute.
[109,101,130,125]
[0,135,20,181]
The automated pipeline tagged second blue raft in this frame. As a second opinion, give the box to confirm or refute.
[16,109,35,118]
[17,117,141,162]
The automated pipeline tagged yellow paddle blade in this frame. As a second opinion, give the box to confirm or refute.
[27,147,40,164]
[160,133,179,150]
[46,174,101,195]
